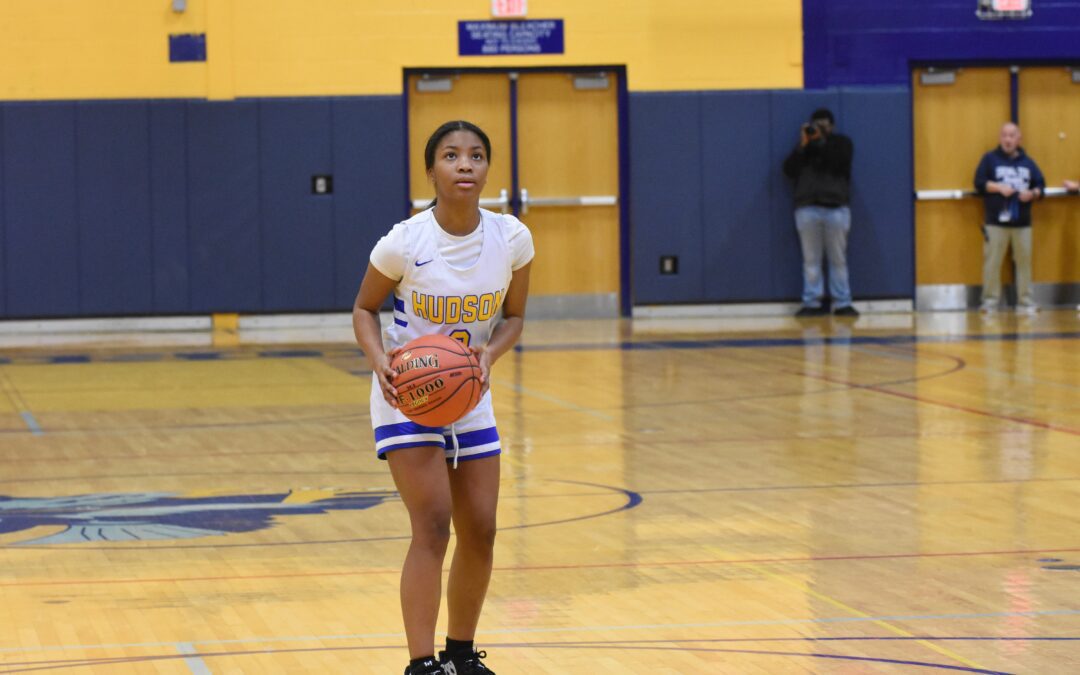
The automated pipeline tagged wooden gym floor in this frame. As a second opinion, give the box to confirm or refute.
[1,310,1078,674]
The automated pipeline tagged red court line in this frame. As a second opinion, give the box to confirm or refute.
[793,370,1080,437]
[4,546,1079,589]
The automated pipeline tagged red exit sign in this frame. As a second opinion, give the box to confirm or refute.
[492,0,527,18]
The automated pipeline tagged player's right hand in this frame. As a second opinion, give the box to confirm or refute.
[375,348,401,407]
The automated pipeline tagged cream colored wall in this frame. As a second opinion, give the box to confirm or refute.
[0,0,803,100]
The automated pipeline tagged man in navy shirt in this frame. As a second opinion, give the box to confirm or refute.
[974,122,1045,313]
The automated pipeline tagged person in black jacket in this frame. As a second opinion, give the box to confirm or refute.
[974,122,1045,313]
[783,108,857,317]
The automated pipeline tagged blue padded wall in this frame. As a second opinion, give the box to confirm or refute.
[700,92,773,302]
[186,101,262,312]
[331,97,406,308]
[841,88,914,299]
[1,90,909,317]
[259,100,335,311]
[149,102,191,313]
[628,93,705,304]
[0,96,406,319]
[629,87,913,306]
[2,104,80,317]
[76,102,154,315]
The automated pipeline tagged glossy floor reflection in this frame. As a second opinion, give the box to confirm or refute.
[1,310,1078,673]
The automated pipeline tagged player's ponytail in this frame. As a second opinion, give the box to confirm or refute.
[424,120,492,209]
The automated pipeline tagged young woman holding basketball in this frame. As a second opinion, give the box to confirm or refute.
[352,120,533,675]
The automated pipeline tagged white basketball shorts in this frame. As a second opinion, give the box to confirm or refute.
[369,381,501,463]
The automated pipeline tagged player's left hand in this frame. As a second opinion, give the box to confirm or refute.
[470,345,492,397]
[1019,189,1037,203]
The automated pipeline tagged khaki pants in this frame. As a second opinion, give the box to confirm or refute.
[981,224,1033,307]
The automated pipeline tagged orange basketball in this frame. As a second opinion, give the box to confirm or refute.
[389,334,482,427]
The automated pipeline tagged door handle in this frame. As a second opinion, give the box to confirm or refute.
[915,187,1068,200]
[517,188,617,214]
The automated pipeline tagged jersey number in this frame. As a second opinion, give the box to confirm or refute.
[449,330,472,348]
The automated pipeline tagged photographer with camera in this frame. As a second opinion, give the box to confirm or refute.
[783,108,857,317]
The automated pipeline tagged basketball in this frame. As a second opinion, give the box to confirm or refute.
[389,334,482,427]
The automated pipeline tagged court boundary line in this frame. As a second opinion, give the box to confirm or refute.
[0,328,1077,368]
[5,545,1080,588]
[0,638,1023,674]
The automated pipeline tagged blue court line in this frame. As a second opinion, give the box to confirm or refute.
[3,329,1078,366]
[496,643,1010,673]
[514,329,1080,352]
[0,640,1020,674]
[18,412,42,436]
[3,611,1079,656]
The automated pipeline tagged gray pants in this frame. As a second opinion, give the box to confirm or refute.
[981,224,1033,307]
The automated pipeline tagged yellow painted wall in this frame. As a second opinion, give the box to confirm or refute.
[0,1,208,99]
[0,0,802,101]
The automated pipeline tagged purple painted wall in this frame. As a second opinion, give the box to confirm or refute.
[805,0,1080,88]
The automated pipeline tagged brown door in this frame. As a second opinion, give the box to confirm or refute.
[1018,67,1080,284]
[913,67,1011,287]
[407,70,622,312]
[517,71,621,303]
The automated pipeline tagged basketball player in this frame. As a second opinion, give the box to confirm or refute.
[352,120,533,675]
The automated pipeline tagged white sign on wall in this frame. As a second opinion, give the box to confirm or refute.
[492,0,527,18]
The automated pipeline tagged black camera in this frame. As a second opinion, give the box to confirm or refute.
[802,122,823,137]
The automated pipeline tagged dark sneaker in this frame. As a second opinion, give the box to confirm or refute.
[795,305,828,317]
[439,649,495,674]
[405,657,444,675]
[833,305,860,317]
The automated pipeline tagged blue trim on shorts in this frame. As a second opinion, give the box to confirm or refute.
[449,448,501,463]
[393,296,405,311]
[442,426,500,448]
[377,440,446,460]
[374,420,444,442]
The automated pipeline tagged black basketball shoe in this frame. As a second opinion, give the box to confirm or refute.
[405,657,444,675]
[439,649,495,674]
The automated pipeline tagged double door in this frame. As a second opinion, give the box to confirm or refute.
[407,70,622,308]
[913,66,1080,292]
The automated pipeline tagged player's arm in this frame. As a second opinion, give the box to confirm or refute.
[353,263,401,404]
[475,262,532,391]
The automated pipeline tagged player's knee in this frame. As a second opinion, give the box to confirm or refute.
[412,508,453,550]
[461,516,497,552]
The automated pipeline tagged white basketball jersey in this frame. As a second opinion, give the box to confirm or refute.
[385,208,514,351]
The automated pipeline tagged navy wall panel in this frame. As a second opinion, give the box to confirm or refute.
[0,89,914,318]
[840,88,913,299]
[76,102,154,315]
[186,101,262,312]
[699,92,774,302]
[2,104,81,317]
[768,90,841,299]
[805,0,1080,87]
[259,100,335,311]
[331,97,407,308]
[629,87,912,307]
[628,92,705,304]
[149,102,191,313]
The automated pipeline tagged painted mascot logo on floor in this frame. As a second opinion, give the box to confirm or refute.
[0,489,395,545]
